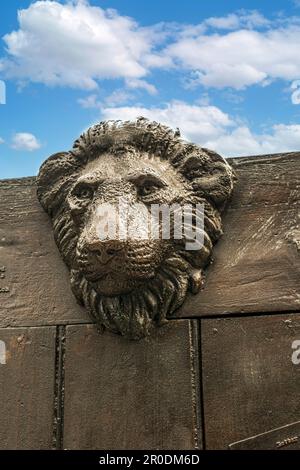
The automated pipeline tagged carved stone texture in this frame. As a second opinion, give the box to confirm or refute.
[37,118,234,339]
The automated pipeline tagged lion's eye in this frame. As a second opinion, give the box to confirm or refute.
[138,181,161,196]
[138,182,160,197]
[74,185,94,200]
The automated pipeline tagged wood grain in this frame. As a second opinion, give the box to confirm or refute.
[229,421,300,450]
[62,321,201,450]
[0,326,56,449]
[201,313,300,449]
[0,152,299,326]
[0,152,299,451]
[0,178,88,327]
[177,152,300,317]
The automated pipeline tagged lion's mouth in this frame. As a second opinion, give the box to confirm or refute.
[84,271,109,282]
[79,267,131,292]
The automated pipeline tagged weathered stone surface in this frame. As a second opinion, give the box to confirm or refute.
[176,152,300,317]
[0,152,299,328]
[0,149,299,451]
[37,118,234,339]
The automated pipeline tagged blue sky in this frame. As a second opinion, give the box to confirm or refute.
[1,0,300,178]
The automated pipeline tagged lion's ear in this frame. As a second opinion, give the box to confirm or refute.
[37,151,80,216]
[180,150,235,210]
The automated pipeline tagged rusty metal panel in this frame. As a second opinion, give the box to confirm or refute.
[202,314,300,449]
[62,321,201,450]
[0,326,56,449]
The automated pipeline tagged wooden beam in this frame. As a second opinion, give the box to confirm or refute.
[62,321,201,450]
[0,152,299,326]
[0,326,56,449]
[201,313,300,449]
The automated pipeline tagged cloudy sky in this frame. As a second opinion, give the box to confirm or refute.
[1,0,300,178]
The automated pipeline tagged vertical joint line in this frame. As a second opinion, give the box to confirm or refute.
[53,325,66,450]
[189,320,202,450]
[198,320,206,449]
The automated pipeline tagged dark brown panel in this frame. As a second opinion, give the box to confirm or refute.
[202,314,300,449]
[0,326,56,449]
[229,421,300,450]
[0,178,88,327]
[0,152,299,326]
[63,321,201,450]
[177,152,300,317]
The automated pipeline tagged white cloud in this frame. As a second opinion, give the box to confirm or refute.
[204,11,269,30]
[204,14,241,30]
[78,89,134,109]
[203,124,300,156]
[11,133,41,151]
[104,89,134,106]
[2,3,298,93]
[291,80,300,104]
[100,101,300,156]
[164,24,300,89]
[125,78,157,95]
[196,93,210,106]
[1,0,157,89]
[2,4,300,94]
[0,137,4,144]
[78,94,101,109]
[101,100,234,143]
[221,90,244,104]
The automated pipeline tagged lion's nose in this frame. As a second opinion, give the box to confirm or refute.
[87,239,125,264]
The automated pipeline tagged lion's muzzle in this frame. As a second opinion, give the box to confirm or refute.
[76,200,169,296]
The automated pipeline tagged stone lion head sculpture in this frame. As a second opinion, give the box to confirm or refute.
[37,118,235,339]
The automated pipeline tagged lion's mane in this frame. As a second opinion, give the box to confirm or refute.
[37,118,235,339]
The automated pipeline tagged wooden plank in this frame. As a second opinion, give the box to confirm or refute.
[201,313,300,449]
[0,178,88,327]
[62,321,201,450]
[177,152,300,317]
[0,326,56,449]
[0,152,299,326]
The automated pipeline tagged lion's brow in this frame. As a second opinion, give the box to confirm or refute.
[77,173,106,185]
[127,171,167,185]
